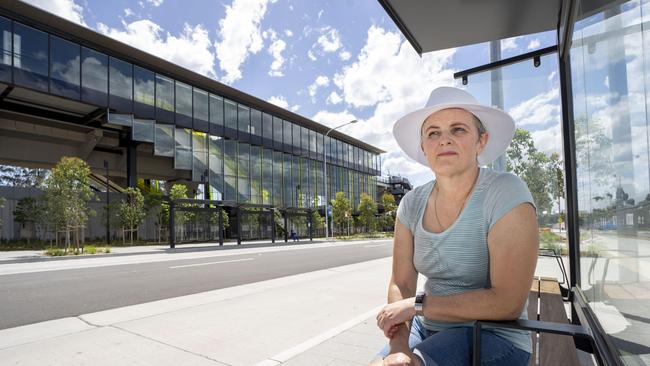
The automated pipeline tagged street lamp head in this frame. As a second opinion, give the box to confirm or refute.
[349,119,358,124]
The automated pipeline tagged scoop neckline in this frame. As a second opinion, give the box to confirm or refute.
[419,168,483,236]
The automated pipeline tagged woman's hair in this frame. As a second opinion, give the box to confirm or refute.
[420,110,487,142]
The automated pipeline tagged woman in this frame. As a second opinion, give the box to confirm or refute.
[370,87,539,366]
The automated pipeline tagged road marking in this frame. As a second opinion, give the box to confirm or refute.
[255,305,384,365]
[364,243,386,248]
[169,258,254,269]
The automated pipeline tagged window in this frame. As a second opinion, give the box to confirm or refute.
[209,94,224,136]
[250,146,262,204]
[133,118,154,142]
[283,120,292,153]
[81,47,108,106]
[238,142,250,203]
[310,130,316,158]
[273,151,283,206]
[13,22,48,91]
[273,116,283,150]
[155,74,174,123]
[192,131,208,183]
[224,139,237,202]
[301,126,309,157]
[283,153,293,207]
[224,99,238,139]
[50,35,80,99]
[250,108,262,146]
[154,123,174,157]
[193,88,209,132]
[262,112,273,147]
[175,81,192,128]
[208,135,224,200]
[292,123,301,156]
[262,148,273,205]
[174,127,192,170]
[134,66,154,119]
[237,104,250,142]
[0,16,11,82]
[109,57,133,113]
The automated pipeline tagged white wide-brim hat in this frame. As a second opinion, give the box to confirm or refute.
[393,86,515,167]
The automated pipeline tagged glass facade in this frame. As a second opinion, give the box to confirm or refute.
[50,35,79,99]
[0,16,381,216]
[109,57,133,114]
[81,47,108,106]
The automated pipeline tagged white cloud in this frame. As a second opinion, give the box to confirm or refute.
[23,0,86,26]
[215,0,271,84]
[548,71,557,82]
[508,88,561,128]
[146,0,163,6]
[317,28,342,53]
[308,75,330,97]
[311,109,357,130]
[501,36,521,51]
[268,38,286,77]
[527,39,541,50]
[339,50,351,61]
[285,29,293,37]
[317,10,324,19]
[97,20,216,78]
[267,95,299,112]
[327,91,342,105]
[124,8,134,17]
[307,50,317,61]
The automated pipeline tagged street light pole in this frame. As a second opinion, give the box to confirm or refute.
[323,119,357,241]
[104,160,110,246]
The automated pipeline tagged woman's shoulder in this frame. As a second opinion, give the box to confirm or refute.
[404,180,435,201]
[480,168,528,192]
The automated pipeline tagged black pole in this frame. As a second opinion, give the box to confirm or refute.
[169,199,175,249]
[284,212,288,243]
[104,160,110,246]
[309,210,313,241]
[236,207,241,245]
[271,210,275,243]
[218,206,223,246]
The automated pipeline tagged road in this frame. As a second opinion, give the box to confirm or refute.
[0,240,392,329]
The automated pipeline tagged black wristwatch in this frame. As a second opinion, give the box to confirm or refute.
[414,291,425,316]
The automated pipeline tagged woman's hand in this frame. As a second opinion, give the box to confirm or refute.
[376,298,416,337]
[382,352,422,366]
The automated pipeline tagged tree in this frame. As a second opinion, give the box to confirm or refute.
[548,153,565,230]
[43,157,94,252]
[0,165,48,187]
[380,192,397,231]
[170,184,189,241]
[357,192,378,233]
[311,210,324,231]
[119,187,146,245]
[13,197,44,243]
[506,128,553,216]
[331,191,351,236]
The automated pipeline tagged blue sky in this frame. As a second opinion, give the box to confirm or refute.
[25,0,564,187]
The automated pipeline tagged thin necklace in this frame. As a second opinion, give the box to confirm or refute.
[434,169,480,230]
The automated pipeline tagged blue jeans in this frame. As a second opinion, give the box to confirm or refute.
[374,316,530,366]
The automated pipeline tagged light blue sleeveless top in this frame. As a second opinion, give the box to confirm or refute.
[396,167,536,353]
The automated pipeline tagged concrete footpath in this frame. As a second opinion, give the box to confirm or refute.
[0,240,395,366]
[0,239,566,365]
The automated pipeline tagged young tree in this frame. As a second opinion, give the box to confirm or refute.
[331,191,351,237]
[119,187,146,245]
[13,197,43,244]
[43,157,94,253]
[380,192,397,231]
[358,193,378,233]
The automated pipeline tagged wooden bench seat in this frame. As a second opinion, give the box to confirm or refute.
[528,277,580,366]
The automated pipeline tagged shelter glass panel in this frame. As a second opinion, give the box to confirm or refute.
[50,36,80,99]
[13,22,48,91]
[109,57,133,113]
[81,47,108,106]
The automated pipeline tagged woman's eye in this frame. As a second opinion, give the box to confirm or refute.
[453,128,466,133]
[428,131,439,137]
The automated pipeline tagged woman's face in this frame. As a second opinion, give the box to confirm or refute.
[420,108,488,176]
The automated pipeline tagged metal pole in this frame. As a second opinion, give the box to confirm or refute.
[323,120,357,242]
[218,206,223,246]
[104,160,110,246]
[169,199,175,249]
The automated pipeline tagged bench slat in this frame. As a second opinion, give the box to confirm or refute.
[538,278,580,366]
[527,279,539,366]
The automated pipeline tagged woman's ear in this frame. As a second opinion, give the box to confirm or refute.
[477,132,489,154]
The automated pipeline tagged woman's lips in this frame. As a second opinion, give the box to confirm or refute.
[437,152,457,157]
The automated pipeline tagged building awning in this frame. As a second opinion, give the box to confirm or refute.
[377,0,622,55]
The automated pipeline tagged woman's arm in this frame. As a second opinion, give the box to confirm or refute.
[378,203,538,333]
[380,217,418,351]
